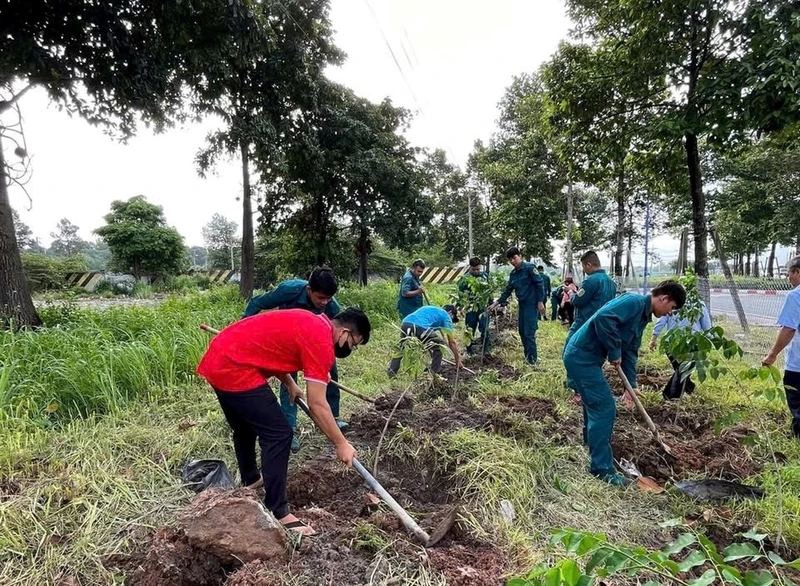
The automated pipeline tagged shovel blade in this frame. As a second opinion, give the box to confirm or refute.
[426,506,460,547]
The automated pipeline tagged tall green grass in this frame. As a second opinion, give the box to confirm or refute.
[0,286,242,419]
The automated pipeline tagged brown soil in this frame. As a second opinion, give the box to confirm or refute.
[464,354,519,380]
[126,527,229,586]
[611,403,760,483]
[349,392,491,441]
[496,396,558,420]
[124,389,506,586]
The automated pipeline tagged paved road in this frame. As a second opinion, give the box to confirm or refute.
[709,291,785,327]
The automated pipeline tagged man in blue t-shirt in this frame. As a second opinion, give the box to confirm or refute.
[763,257,800,439]
[388,305,463,375]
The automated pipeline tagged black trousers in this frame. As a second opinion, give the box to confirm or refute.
[214,384,293,518]
[388,323,445,374]
[785,369,800,439]
[559,302,574,325]
[663,355,697,400]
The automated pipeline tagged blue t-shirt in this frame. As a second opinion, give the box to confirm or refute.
[403,306,454,331]
[777,285,800,373]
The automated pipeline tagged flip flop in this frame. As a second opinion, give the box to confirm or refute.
[281,519,317,536]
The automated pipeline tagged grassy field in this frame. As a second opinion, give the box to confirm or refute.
[1,283,799,585]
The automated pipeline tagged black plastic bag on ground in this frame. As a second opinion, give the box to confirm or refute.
[182,459,235,493]
[675,479,764,502]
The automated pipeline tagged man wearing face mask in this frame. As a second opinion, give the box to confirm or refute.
[242,267,345,452]
[563,280,686,485]
[197,307,370,537]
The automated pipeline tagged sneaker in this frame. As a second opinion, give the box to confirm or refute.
[290,433,301,454]
[336,419,350,433]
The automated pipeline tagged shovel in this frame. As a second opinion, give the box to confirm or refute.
[616,365,673,455]
[199,324,374,405]
[294,396,459,547]
[442,358,476,375]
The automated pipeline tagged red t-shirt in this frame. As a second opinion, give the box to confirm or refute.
[197,309,335,392]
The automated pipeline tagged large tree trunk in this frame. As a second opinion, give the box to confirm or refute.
[684,131,709,301]
[745,252,751,276]
[753,249,760,278]
[0,135,41,329]
[614,164,625,277]
[239,141,254,299]
[768,241,777,278]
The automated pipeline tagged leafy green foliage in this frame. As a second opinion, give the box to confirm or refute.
[509,523,800,586]
[11,209,36,251]
[20,253,88,292]
[95,196,187,279]
[659,270,783,404]
[48,218,87,258]
[202,214,239,270]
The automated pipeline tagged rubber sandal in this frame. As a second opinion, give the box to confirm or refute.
[282,519,317,536]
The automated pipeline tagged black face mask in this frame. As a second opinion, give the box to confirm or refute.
[334,342,352,359]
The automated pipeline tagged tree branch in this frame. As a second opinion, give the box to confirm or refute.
[0,84,34,115]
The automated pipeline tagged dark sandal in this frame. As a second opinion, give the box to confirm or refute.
[282,520,317,536]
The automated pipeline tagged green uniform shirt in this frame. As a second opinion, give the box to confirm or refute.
[569,269,617,332]
[540,272,552,297]
[397,269,424,318]
[497,261,545,307]
[243,279,341,318]
[565,293,651,388]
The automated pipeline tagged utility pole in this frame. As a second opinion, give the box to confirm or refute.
[565,176,574,278]
[467,188,474,259]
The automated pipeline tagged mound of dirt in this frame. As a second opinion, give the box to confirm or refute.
[496,396,557,420]
[127,527,228,586]
[428,541,508,586]
[611,404,760,483]
[349,397,490,441]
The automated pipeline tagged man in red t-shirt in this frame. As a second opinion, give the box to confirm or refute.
[197,307,371,536]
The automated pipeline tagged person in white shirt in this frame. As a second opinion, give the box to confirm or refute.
[763,257,800,439]
[650,301,712,399]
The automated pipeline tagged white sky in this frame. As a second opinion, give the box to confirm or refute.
[10,0,788,267]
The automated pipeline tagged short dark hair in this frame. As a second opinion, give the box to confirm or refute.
[308,267,338,296]
[334,308,371,344]
[580,251,601,267]
[788,256,800,271]
[651,279,686,309]
[443,304,460,323]
[506,247,521,259]
[469,257,481,267]
[537,265,544,271]
[412,259,426,269]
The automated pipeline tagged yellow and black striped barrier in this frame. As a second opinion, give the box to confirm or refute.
[66,271,103,290]
[420,266,468,285]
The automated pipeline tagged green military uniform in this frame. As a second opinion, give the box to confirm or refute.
[497,261,545,364]
[540,272,552,320]
[563,294,650,483]
[243,280,342,428]
[458,271,491,355]
[397,269,424,319]
[564,269,618,389]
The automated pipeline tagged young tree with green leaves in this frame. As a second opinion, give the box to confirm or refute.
[95,196,186,280]
[470,74,566,262]
[49,218,87,257]
[202,213,240,270]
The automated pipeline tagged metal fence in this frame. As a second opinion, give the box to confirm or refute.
[616,276,790,367]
